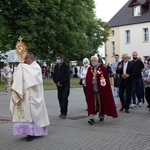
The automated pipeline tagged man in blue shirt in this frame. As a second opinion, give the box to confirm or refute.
[111,54,120,75]
[111,54,120,107]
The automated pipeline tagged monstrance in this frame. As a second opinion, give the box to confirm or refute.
[15,36,28,63]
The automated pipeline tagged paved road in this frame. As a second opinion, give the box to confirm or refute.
[0,88,150,150]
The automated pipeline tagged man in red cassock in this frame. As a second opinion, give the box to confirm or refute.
[86,55,118,125]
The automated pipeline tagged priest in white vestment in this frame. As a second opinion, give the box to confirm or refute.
[10,52,50,142]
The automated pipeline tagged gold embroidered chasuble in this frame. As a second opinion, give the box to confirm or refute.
[10,61,50,127]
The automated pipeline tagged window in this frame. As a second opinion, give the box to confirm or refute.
[134,5,141,16]
[111,41,115,57]
[143,28,149,42]
[110,30,114,36]
[125,30,131,44]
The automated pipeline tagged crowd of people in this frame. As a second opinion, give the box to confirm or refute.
[41,65,54,78]
[110,52,150,113]
[78,52,150,117]
[1,50,150,142]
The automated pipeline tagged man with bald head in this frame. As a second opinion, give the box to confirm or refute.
[116,54,135,113]
[131,51,144,107]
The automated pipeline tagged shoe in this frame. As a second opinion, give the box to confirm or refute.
[59,113,67,119]
[120,107,124,111]
[26,135,34,142]
[99,118,104,121]
[130,104,136,108]
[134,104,137,107]
[59,114,62,118]
[125,109,129,113]
[130,104,133,108]
[139,102,142,107]
[88,119,94,125]
[61,115,67,119]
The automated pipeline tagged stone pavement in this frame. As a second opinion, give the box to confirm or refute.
[0,88,150,150]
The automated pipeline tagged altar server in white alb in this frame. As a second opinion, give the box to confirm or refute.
[10,51,50,142]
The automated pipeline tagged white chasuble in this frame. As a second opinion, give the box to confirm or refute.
[10,62,50,127]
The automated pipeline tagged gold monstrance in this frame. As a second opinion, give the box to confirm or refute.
[16,36,28,63]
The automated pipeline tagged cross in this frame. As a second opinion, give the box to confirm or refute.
[18,35,23,42]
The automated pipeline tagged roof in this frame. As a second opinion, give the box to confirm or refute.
[128,0,147,6]
[108,0,150,27]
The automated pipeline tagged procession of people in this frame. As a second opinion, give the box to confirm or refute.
[0,37,149,142]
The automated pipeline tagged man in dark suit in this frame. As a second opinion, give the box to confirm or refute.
[116,54,135,113]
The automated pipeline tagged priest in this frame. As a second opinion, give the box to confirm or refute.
[86,55,118,125]
[10,37,50,142]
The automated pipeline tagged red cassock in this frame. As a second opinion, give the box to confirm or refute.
[86,64,118,118]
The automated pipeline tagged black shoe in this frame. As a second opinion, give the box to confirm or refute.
[59,114,63,118]
[99,118,104,121]
[125,109,129,113]
[88,119,94,125]
[26,135,34,142]
[59,113,67,119]
[120,107,124,111]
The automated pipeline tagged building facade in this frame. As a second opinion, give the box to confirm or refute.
[105,0,150,64]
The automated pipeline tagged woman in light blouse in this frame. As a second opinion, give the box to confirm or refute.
[80,58,90,110]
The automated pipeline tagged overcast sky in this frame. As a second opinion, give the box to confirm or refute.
[94,0,129,57]
[94,0,129,22]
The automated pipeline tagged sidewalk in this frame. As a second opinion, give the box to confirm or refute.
[0,88,150,150]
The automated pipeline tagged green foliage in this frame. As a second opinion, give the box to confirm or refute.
[0,0,110,62]
[97,53,104,65]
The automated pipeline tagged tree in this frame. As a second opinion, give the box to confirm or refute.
[0,0,110,62]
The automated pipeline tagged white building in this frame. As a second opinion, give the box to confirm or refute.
[105,0,150,64]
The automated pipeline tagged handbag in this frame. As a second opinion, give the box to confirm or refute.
[79,78,83,85]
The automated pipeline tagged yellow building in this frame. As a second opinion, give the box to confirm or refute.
[105,0,150,64]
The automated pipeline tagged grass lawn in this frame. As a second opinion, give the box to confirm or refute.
[0,77,112,92]
[0,77,82,92]
[43,77,82,90]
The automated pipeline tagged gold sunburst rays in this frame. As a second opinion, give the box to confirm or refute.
[16,36,28,63]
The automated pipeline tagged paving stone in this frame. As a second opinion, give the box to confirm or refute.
[0,88,150,150]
